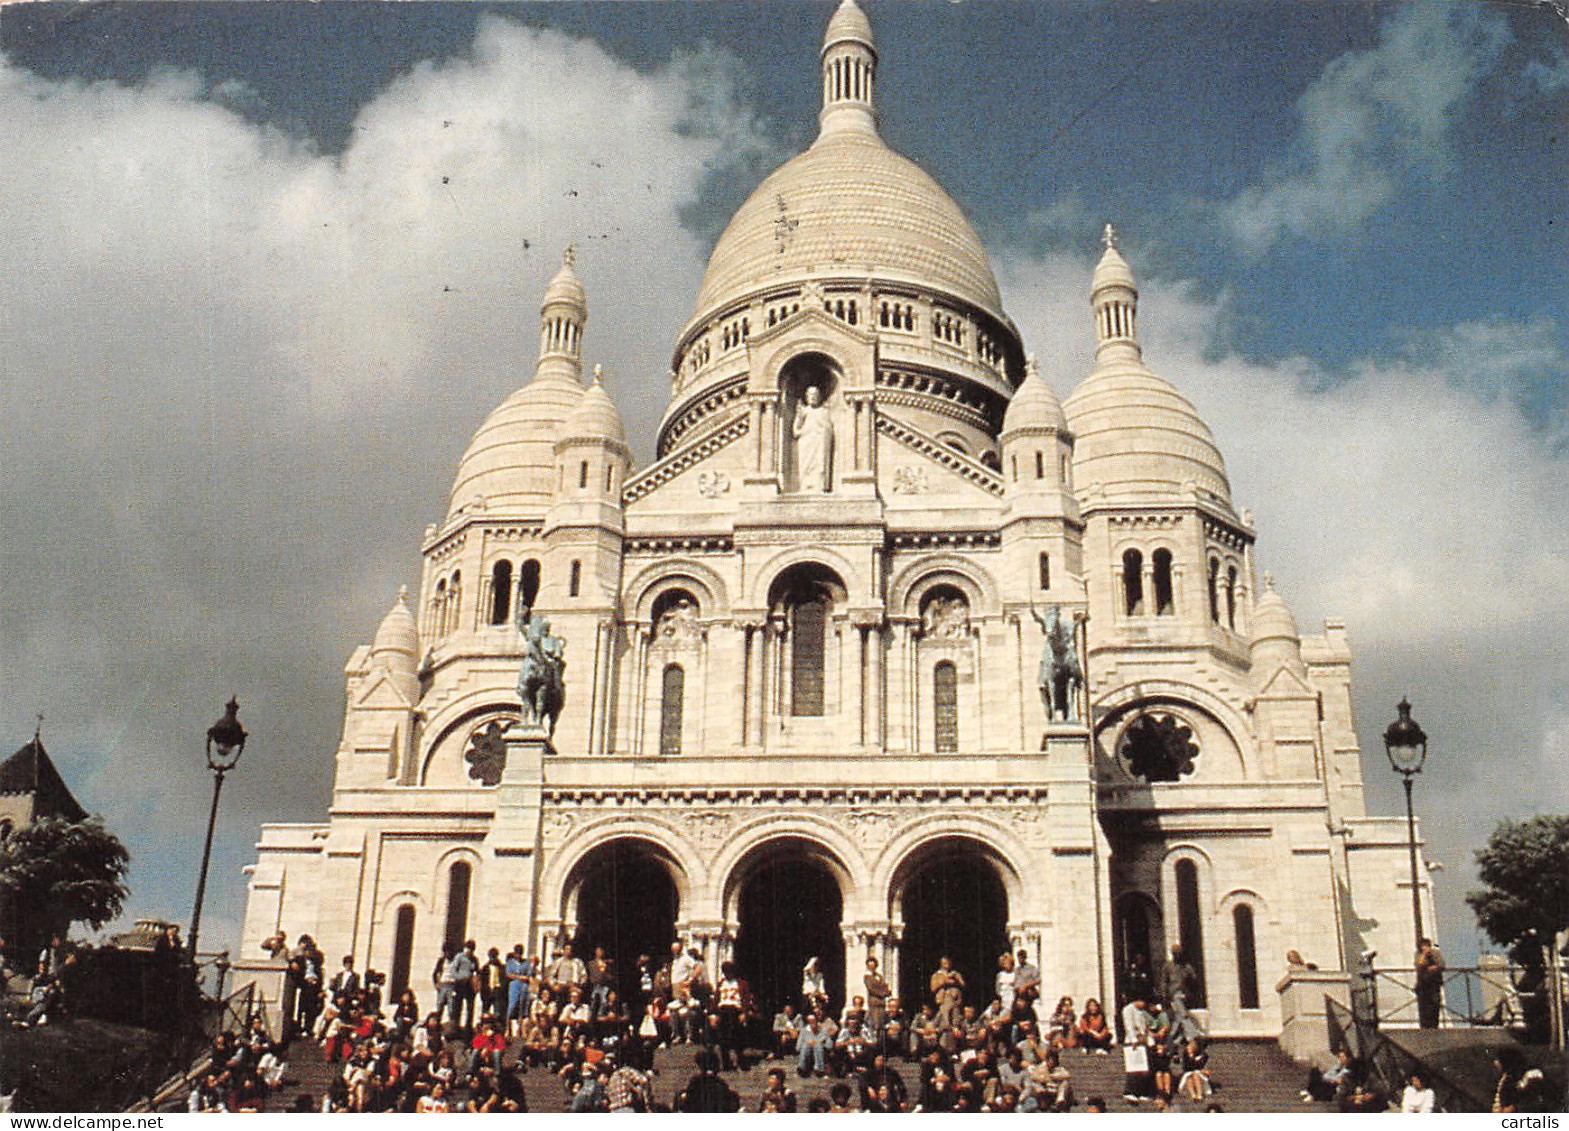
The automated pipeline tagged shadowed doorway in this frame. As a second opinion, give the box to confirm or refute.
[732,844,845,1018]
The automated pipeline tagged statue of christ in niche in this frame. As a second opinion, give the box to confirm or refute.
[792,384,833,492]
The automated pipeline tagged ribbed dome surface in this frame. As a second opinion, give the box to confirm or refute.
[1002,359,1066,434]
[689,132,1004,329]
[1064,362,1231,504]
[448,376,583,516]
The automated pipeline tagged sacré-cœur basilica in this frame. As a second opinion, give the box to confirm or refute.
[238,0,1432,1041]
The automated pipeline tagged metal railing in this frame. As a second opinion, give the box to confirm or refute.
[1364,963,1523,1029]
[1325,996,1486,1112]
[127,979,271,1112]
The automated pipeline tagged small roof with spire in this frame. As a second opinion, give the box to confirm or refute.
[823,0,875,54]
[563,363,628,447]
[542,245,586,311]
[1002,354,1067,434]
[371,586,420,662]
[1092,223,1136,294]
[1251,572,1300,643]
[0,732,88,823]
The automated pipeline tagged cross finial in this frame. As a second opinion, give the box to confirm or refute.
[563,245,576,267]
[1102,223,1117,250]
[34,712,43,743]
[593,362,604,386]
[397,585,409,604]
[1263,571,1275,591]
[1025,353,1039,381]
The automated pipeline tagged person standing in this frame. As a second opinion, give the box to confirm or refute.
[930,956,965,1031]
[1414,938,1445,1030]
[587,945,616,1013]
[864,956,891,1032]
[1156,944,1201,1042]
[481,947,507,1019]
[505,945,533,1036]
[447,941,480,1034]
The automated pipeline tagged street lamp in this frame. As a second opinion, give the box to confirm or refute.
[1382,698,1428,954]
[189,697,247,959]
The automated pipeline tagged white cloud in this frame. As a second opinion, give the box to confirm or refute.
[998,246,1569,955]
[1221,3,1510,253]
[0,16,771,942]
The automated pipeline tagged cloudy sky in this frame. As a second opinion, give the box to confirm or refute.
[1,0,1564,966]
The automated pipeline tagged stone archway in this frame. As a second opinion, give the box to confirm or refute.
[726,836,849,1019]
[890,836,1012,1017]
[563,837,683,1003]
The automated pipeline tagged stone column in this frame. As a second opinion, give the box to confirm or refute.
[848,624,865,747]
[866,622,885,749]
[744,621,766,747]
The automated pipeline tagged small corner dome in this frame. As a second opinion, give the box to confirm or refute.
[1250,574,1299,645]
[448,377,584,518]
[1002,357,1067,435]
[824,0,874,51]
[1063,365,1230,505]
[372,588,419,662]
[542,249,586,312]
[562,368,626,447]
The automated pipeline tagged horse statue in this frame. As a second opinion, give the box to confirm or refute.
[516,608,566,735]
[1031,604,1084,722]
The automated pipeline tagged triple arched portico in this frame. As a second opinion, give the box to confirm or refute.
[529,816,1036,1016]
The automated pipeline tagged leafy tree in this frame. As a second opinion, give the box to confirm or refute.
[0,815,130,957]
[1467,815,1569,956]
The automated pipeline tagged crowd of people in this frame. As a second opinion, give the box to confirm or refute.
[215,932,1248,1112]
[177,930,1566,1114]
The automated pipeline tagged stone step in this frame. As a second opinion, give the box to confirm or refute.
[256,1034,1309,1113]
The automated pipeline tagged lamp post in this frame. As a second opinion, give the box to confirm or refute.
[189,697,247,959]
[1382,698,1428,955]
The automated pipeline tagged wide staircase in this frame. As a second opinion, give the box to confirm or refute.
[265,1035,1307,1113]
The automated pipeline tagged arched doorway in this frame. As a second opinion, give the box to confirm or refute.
[892,837,1011,1017]
[730,838,847,1018]
[565,839,682,1002]
[1113,891,1164,1010]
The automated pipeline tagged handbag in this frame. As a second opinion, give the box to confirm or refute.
[1123,1044,1149,1074]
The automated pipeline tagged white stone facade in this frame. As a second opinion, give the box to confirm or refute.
[238,0,1433,1037]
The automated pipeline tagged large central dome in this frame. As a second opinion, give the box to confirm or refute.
[691,133,1004,326]
[685,0,1004,334]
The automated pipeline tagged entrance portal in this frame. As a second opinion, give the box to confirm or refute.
[894,841,1009,1018]
[732,842,846,1018]
[567,839,681,1003]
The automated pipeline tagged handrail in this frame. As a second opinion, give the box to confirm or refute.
[1368,963,1521,1029]
[1324,996,1488,1112]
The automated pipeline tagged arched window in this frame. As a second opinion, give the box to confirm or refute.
[444,861,472,952]
[579,460,589,490]
[791,592,828,717]
[1153,549,1175,616]
[660,664,685,757]
[569,560,582,598]
[433,578,448,636]
[1038,552,1051,592]
[490,560,513,625]
[517,559,541,615]
[1233,904,1259,1009]
[449,571,462,632]
[1174,860,1207,1007]
[1225,565,1238,630]
[933,660,959,752]
[1122,549,1145,616]
[390,905,416,997]
[1035,451,1044,479]
[1207,559,1220,624]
